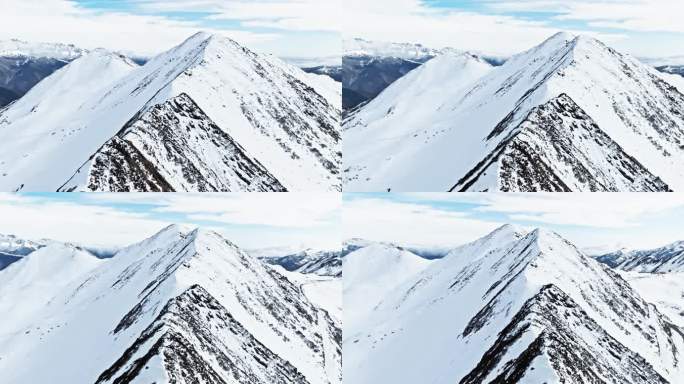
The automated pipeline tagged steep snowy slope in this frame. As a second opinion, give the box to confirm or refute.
[0,243,103,332]
[344,225,684,383]
[0,225,341,383]
[595,240,684,273]
[344,32,684,192]
[0,32,341,192]
[276,268,342,325]
[343,52,493,189]
[660,71,684,93]
[344,243,430,331]
[0,49,138,190]
[621,271,684,328]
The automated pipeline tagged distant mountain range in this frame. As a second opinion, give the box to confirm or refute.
[344,32,684,192]
[0,233,47,269]
[249,247,343,277]
[0,33,341,192]
[593,240,684,273]
[344,225,684,383]
[0,39,87,107]
[0,225,341,383]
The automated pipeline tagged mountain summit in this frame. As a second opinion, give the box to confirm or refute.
[0,32,341,192]
[0,225,341,383]
[344,226,684,383]
[344,32,684,192]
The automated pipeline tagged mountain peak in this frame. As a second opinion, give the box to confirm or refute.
[491,223,527,237]
[348,226,684,383]
[345,28,684,192]
[547,31,577,44]
[0,225,341,383]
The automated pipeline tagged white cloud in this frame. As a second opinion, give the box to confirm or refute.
[82,193,341,228]
[345,0,682,57]
[343,0,626,56]
[344,193,684,251]
[489,0,684,33]
[125,0,341,32]
[0,195,171,247]
[343,197,504,246]
[0,193,341,250]
[206,0,340,32]
[467,193,684,228]
[0,0,328,56]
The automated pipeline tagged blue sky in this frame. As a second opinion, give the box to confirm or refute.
[0,193,341,250]
[344,193,684,252]
[345,0,684,58]
[0,0,340,58]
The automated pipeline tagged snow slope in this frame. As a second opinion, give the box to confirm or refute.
[660,71,684,93]
[0,32,341,192]
[344,225,684,383]
[0,225,341,383]
[344,32,684,191]
[0,49,138,190]
[343,243,430,331]
[0,243,103,333]
[621,271,684,328]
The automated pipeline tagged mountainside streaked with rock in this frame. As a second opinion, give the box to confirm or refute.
[344,225,684,383]
[344,32,684,192]
[0,32,341,192]
[0,225,341,383]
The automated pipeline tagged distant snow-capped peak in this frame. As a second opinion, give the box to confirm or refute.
[0,38,87,60]
[343,37,456,60]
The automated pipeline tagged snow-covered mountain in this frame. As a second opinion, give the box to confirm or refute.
[0,225,341,383]
[595,240,684,273]
[342,38,506,111]
[254,247,343,277]
[344,32,684,192]
[344,224,684,383]
[342,38,454,111]
[344,242,430,331]
[0,32,341,192]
